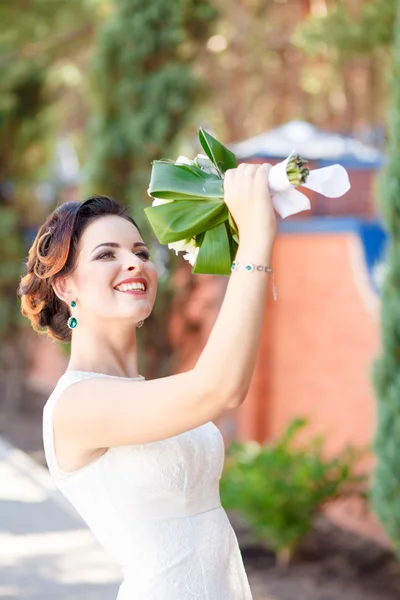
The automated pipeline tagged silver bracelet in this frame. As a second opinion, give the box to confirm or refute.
[231,261,277,300]
[231,261,272,273]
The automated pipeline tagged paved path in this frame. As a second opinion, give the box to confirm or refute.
[0,436,122,599]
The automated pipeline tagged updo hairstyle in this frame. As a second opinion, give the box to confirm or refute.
[18,195,141,343]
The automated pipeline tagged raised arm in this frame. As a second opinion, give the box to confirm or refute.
[195,163,275,406]
[54,164,276,450]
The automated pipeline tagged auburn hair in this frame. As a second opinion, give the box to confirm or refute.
[18,195,141,342]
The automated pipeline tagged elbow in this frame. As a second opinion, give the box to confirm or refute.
[191,368,247,411]
[224,388,248,410]
[216,379,249,410]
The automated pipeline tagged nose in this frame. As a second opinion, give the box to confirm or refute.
[126,254,144,273]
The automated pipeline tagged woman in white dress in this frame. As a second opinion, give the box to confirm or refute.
[18,162,276,599]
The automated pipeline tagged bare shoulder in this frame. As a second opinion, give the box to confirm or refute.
[53,370,233,453]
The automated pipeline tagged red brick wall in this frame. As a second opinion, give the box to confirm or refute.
[235,231,387,544]
[238,233,379,452]
[167,231,381,455]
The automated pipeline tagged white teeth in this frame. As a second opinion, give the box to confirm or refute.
[116,282,146,292]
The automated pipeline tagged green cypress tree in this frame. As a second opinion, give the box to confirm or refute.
[372,0,400,555]
[0,2,97,409]
[85,0,217,378]
[0,61,48,412]
[86,0,217,228]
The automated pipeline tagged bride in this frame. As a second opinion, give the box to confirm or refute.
[18,162,276,599]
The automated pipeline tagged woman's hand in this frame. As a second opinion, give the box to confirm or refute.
[224,163,276,245]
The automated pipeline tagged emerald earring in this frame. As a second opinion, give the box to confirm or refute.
[67,300,78,329]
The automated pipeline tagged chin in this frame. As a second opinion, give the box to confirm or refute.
[124,308,152,322]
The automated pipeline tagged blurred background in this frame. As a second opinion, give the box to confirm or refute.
[1,1,399,599]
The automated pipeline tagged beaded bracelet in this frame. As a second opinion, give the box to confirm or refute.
[231,261,277,300]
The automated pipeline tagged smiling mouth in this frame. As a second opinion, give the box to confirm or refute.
[115,282,147,293]
[116,289,146,295]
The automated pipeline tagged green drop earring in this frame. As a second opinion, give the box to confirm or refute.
[67,300,78,329]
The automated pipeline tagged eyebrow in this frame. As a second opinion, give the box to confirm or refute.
[91,242,147,254]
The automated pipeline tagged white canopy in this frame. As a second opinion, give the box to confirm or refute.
[229,120,383,166]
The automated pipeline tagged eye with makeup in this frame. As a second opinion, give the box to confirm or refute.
[96,249,151,261]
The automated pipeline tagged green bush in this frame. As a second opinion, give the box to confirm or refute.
[220,418,366,562]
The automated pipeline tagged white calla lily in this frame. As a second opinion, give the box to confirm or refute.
[175,155,194,166]
[177,153,219,176]
[182,247,200,266]
[168,237,199,267]
[268,152,350,218]
[194,154,220,176]
[168,239,189,253]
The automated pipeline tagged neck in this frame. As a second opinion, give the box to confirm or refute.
[67,319,140,378]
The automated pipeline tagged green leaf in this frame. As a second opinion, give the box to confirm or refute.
[193,221,232,275]
[144,200,229,244]
[154,160,212,179]
[199,128,237,173]
[145,129,241,274]
[149,162,224,200]
[228,211,239,242]
[227,222,239,262]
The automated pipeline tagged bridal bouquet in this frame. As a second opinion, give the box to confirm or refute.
[145,129,350,275]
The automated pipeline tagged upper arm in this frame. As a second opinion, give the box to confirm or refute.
[54,370,231,451]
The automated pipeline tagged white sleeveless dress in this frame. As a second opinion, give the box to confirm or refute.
[42,370,253,599]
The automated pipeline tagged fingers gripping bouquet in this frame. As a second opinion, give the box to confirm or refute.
[145,129,350,276]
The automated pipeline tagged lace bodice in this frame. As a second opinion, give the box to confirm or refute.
[43,370,253,599]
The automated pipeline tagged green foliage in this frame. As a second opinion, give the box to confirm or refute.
[86,0,217,227]
[295,0,395,58]
[0,209,24,337]
[0,51,48,338]
[0,0,97,341]
[198,127,237,173]
[220,418,366,558]
[145,198,228,243]
[145,128,238,274]
[372,0,400,558]
[0,0,97,172]
[84,0,217,377]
